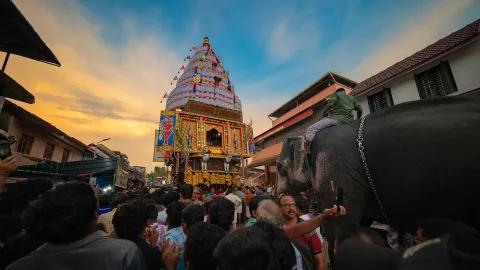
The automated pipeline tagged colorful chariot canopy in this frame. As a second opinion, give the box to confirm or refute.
[166,37,242,113]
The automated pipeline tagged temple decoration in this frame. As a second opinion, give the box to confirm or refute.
[154,37,254,186]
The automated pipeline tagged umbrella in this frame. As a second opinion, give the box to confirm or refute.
[0,71,35,104]
[0,0,60,67]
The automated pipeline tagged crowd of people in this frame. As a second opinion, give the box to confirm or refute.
[1,156,480,269]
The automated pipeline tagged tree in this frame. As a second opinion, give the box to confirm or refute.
[147,166,167,180]
[174,117,191,182]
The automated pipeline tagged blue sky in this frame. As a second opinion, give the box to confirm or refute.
[79,0,480,98]
[7,0,480,170]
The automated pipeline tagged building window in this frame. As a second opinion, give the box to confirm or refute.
[17,134,34,155]
[414,61,457,99]
[61,149,71,163]
[43,143,55,160]
[368,88,394,113]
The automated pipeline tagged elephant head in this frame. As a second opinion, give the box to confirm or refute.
[276,137,311,195]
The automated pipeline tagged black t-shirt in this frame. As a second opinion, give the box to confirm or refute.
[135,239,163,270]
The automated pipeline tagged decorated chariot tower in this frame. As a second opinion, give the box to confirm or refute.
[154,37,255,186]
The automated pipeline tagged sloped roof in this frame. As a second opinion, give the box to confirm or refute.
[0,0,60,66]
[248,142,283,168]
[3,100,90,152]
[269,72,356,118]
[0,70,35,103]
[353,19,480,96]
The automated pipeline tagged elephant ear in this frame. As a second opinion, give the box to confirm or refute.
[277,137,310,189]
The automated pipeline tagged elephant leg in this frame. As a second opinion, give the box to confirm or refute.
[323,189,367,269]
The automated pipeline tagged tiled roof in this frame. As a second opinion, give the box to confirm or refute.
[269,72,356,118]
[353,19,480,96]
[248,142,283,168]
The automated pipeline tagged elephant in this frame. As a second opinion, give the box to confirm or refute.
[276,96,480,258]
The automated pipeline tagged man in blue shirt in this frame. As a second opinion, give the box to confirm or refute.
[165,202,186,270]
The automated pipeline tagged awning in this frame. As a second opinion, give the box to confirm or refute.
[248,142,283,168]
[0,0,60,66]
[0,70,35,103]
[11,158,118,178]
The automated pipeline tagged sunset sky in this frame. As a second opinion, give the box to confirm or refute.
[2,0,479,171]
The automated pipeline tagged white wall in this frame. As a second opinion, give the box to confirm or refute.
[357,38,480,115]
[357,96,370,116]
[389,74,420,104]
[448,39,480,95]
[8,116,86,162]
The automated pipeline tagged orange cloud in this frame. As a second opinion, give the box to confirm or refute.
[3,0,183,171]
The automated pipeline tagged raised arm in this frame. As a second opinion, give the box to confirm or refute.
[283,205,346,239]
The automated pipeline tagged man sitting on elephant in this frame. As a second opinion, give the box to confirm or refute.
[305,88,362,152]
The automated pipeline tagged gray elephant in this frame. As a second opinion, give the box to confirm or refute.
[277,96,480,257]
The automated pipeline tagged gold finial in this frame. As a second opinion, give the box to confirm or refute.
[203,36,210,46]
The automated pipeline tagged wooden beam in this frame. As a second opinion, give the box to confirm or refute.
[2,52,11,71]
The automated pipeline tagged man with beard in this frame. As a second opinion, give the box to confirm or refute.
[279,194,326,270]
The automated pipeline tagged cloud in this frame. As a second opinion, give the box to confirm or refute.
[352,0,474,79]
[5,0,183,171]
[268,21,298,63]
[265,7,321,65]
[238,75,294,135]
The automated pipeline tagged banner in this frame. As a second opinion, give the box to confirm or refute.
[153,129,171,161]
[114,166,129,188]
[158,113,176,146]
[153,111,176,161]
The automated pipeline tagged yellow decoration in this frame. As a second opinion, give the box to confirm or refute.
[185,170,241,187]
[210,148,223,154]
[193,74,201,84]
[185,165,193,185]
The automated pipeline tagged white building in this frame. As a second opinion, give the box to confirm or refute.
[353,19,480,114]
[0,99,93,164]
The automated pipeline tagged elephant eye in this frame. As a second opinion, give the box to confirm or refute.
[277,163,287,176]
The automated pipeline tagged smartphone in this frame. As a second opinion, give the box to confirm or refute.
[336,187,344,208]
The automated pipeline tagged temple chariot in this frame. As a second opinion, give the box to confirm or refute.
[154,37,255,187]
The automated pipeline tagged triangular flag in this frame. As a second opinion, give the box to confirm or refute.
[180,65,185,70]
[173,75,178,80]
[160,91,168,103]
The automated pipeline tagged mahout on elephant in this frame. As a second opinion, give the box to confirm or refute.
[277,96,480,260]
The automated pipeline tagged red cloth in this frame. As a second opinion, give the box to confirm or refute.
[295,232,323,254]
[245,193,253,205]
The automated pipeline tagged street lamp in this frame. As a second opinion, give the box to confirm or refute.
[96,138,111,144]
[92,138,111,159]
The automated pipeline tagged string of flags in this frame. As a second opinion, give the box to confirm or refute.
[160,91,168,103]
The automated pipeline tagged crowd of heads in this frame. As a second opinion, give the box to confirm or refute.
[24,181,97,245]
[1,179,480,270]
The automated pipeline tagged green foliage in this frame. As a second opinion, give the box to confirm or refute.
[174,117,189,153]
[147,166,167,180]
